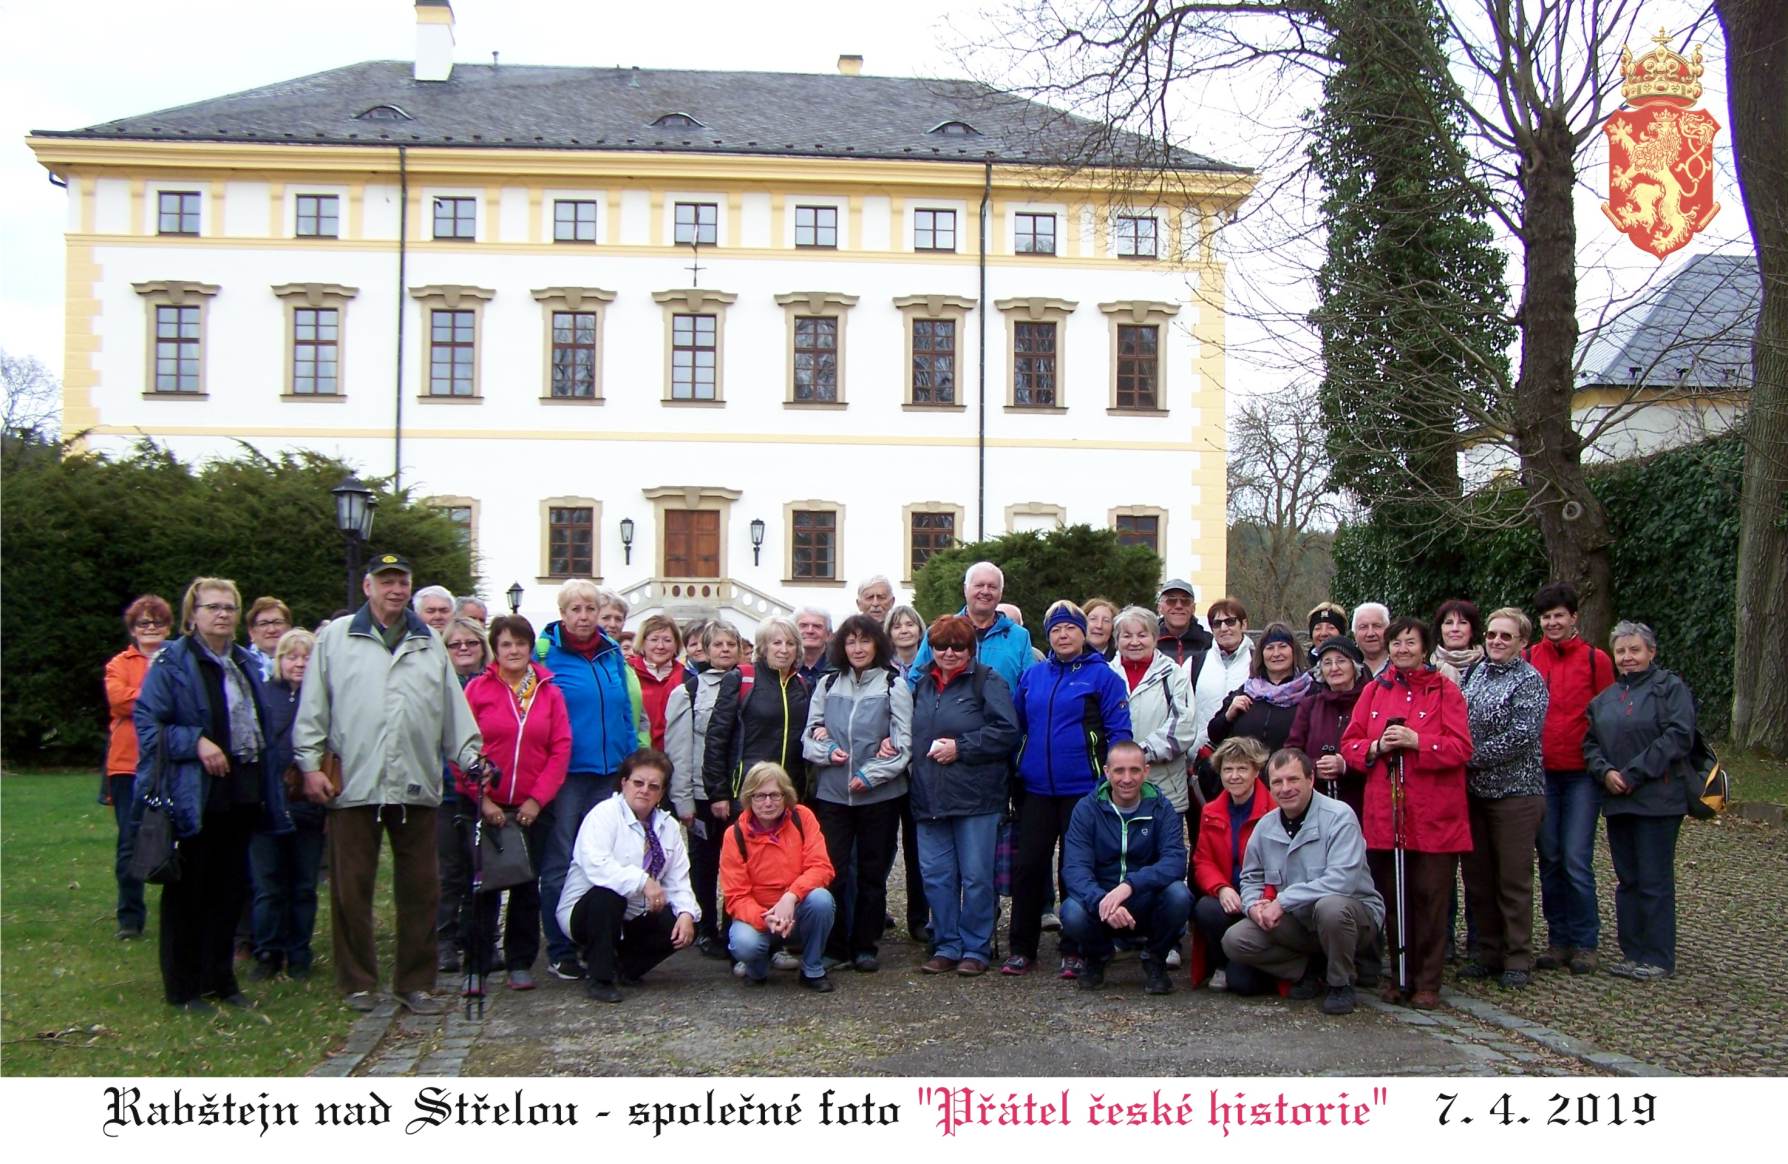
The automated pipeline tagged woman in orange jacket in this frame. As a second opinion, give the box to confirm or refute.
[719,762,837,991]
[104,594,173,941]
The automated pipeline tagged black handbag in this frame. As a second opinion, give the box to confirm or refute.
[127,741,182,885]
[473,812,534,892]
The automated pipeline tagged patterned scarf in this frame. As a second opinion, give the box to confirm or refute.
[641,814,666,879]
[1241,670,1314,707]
[198,640,264,759]
[508,667,538,719]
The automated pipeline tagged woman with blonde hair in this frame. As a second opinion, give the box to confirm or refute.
[249,628,326,980]
[720,762,837,991]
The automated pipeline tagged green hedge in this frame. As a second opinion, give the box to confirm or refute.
[1332,432,1743,733]
[0,437,476,763]
[911,524,1162,650]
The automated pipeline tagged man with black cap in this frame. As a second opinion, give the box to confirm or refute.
[1154,579,1213,668]
[294,552,484,1015]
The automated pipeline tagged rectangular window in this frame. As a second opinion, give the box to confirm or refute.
[432,196,476,240]
[1015,212,1056,255]
[671,313,717,400]
[295,194,339,238]
[1115,324,1159,409]
[792,316,838,402]
[914,208,956,251]
[911,319,956,404]
[157,191,200,235]
[664,510,720,577]
[553,199,597,243]
[791,510,837,581]
[292,307,340,395]
[548,506,593,577]
[674,201,718,245]
[1115,514,1160,553]
[1013,321,1058,407]
[439,505,473,547]
[153,305,201,391]
[794,205,838,248]
[1115,215,1157,258]
[910,511,956,573]
[550,310,598,398]
[428,309,476,396]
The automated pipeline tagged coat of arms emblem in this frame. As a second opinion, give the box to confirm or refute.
[1601,30,1721,260]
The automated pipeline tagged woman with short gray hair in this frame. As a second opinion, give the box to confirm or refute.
[1584,620,1696,981]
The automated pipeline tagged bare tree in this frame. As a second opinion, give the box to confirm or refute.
[1227,382,1349,621]
[1,350,61,442]
[1717,0,1787,756]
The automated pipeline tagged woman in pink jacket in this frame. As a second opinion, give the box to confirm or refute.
[1341,615,1473,1009]
[458,614,572,991]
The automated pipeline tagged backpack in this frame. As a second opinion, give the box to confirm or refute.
[1684,730,1729,820]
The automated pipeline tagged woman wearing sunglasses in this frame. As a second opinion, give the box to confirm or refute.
[104,593,174,941]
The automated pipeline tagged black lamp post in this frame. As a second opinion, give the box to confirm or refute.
[750,518,766,566]
[506,581,524,614]
[331,475,376,610]
[620,517,635,566]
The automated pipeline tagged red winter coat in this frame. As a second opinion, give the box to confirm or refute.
[630,654,688,753]
[1525,634,1614,772]
[1341,665,1473,854]
[457,662,572,808]
[1192,779,1275,897]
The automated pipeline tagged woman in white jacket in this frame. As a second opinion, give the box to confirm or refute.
[1111,606,1199,815]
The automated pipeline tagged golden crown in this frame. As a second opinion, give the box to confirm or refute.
[1620,29,1703,106]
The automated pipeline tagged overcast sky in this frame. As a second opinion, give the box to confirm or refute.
[0,0,1750,404]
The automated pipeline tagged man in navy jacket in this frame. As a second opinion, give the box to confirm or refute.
[1061,740,1190,994]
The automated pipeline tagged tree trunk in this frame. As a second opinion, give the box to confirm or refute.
[1719,0,1788,756]
[1512,112,1618,644]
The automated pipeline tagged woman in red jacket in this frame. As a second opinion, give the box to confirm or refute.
[1190,736,1275,993]
[1341,615,1472,1009]
[459,614,572,991]
[629,614,689,752]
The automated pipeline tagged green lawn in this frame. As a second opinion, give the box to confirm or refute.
[1,769,384,1076]
[1726,746,1788,808]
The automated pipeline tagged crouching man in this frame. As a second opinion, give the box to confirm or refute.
[1061,740,1191,994]
[1222,748,1383,1014]
[555,748,698,1003]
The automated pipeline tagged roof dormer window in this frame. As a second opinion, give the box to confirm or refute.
[653,112,704,129]
[356,104,412,121]
[929,120,980,137]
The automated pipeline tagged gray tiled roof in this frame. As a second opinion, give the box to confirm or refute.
[33,61,1245,173]
[1578,252,1759,391]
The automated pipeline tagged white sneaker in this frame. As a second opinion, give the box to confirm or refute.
[1041,911,1061,932]
[732,960,746,978]
[1208,968,1228,991]
[771,950,801,971]
[1165,948,1182,969]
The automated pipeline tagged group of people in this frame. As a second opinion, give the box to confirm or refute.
[104,556,1702,1017]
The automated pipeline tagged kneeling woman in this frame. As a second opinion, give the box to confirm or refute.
[1190,737,1276,992]
[720,762,837,991]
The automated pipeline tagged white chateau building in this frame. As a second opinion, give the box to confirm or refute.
[29,1,1253,632]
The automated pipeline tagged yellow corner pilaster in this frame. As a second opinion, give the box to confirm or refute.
[61,242,103,445]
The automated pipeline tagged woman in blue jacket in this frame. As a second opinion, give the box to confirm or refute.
[135,577,292,1013]
[908,615,1019,976]
[1002,601,1133,978]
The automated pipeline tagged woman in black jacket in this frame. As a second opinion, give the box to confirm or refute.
[1584,620,1696,981]
[704,614,812,805]
[1208,623,1314,755]
[907,615,1020,977]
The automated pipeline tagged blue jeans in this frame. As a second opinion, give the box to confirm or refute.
[916,813,1000,962]
[1061,882,1192,964]
[1605,814,1681,971]
[109,774,146,932]
[728,888,836,980]
[248,822,327,971]
[1537,770,1602,950]
[539,771,619,963]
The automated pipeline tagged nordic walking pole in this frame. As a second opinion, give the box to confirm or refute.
[1385,716,1409,996]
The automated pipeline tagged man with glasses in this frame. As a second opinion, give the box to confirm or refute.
[245,598,293,680]
[294,552,483,1015]
[1154,579,1213,667]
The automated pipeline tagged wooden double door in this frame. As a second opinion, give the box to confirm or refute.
[663,509,720,578]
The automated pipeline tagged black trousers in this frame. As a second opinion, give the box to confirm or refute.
[813,796,902,959]
[688,799,732,941]
[436,789,471,952]
[569,887,678,985]
[463,817,549,973]
[900,796,929,931]
[159,804,257,1004]
[1009,792,1082,960]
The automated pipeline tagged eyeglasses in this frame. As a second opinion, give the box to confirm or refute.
[748,792,784,803]
[1484,631,1520,642]
[252,618,290,630]
[195,603,238,614]
[932,644,969,654]
[1211,616,1240,628]
[445,639,483,650]
[1160,595,1192,606]
[133,619,170,629]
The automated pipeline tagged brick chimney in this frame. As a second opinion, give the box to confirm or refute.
[415,0,455,82]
